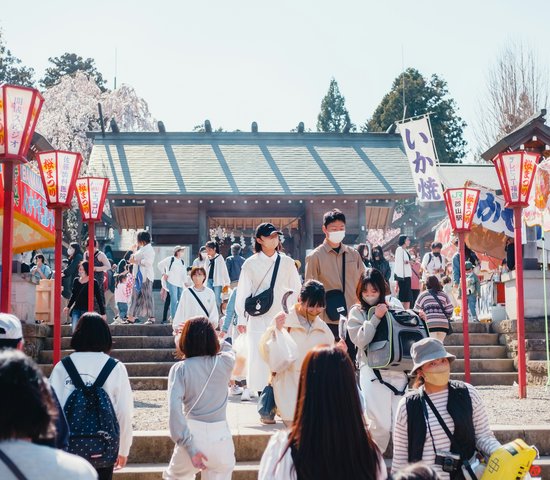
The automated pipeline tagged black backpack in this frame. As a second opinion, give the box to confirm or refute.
[62,356,120,468]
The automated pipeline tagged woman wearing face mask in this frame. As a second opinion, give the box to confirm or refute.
[62,242,83,304]
[347,268,406,454]
[392,338,500,479]
[394,235,413,309]
[259,280,340,425]
[193,247,208,269]
[371,246,391,284]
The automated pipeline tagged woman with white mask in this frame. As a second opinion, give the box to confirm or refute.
[193,247,208,269]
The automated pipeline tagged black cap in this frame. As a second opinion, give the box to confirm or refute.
[431,242,443,249]
[255,222,282,238]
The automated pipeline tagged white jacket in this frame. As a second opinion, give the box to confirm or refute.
[205,254,230,287]
[49,352,134,457]
[158,255,186,287]
[393,246,412,279]
[172,285,219,332]
[133,243,155,283]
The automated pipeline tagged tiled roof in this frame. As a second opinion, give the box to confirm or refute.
[88,132,416,197]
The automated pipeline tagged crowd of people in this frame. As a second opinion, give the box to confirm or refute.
[1,209,507,480]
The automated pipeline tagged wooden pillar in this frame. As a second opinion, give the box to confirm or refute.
[305,203,314,252]
[357,203,367,243]
[198,204,208,248]
[145,201,153,235]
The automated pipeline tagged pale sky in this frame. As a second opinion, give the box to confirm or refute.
[2,0,549,160]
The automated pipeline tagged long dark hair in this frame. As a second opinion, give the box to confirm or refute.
[69,242,82,260]
[283,346,380,479]
[356,268,387,311]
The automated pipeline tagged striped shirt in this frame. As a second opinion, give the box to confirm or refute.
[392,383,501,479]
[414,290,454,331]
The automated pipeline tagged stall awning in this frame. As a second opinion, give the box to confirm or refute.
[0,164,55,254]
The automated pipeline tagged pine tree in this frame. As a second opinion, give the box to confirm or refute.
[317,78,355,133]
[41,53,107,91]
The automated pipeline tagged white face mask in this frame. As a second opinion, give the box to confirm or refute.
[328,230,346,244]
[67,247,75,256]
[362,294,379,306]
[261,237,279,250]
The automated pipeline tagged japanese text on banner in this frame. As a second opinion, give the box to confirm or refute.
[399,117,443,202]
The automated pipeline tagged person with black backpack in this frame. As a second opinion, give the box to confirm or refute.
[50,313,133,480]
[158,246,187,322]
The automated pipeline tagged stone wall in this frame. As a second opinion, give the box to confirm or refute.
[492,318,549,385]
[22,323,50,361]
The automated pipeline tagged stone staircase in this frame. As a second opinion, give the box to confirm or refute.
[38,321,519,389]
[113,424,550,479]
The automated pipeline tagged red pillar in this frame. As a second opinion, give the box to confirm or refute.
[53,209,63,364]
[88,222,95,312]
[458,231,471,383]
[513,207,527,399]
[1,162,15,313]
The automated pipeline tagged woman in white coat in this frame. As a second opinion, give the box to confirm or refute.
[204,241,230,310]
[259,280,336,424]
[235,223,301,423]
[394,235,413,309]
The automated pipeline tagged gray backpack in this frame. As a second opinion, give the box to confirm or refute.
[366,307,428,371]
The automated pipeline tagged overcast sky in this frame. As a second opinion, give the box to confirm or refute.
[2,0,549,160]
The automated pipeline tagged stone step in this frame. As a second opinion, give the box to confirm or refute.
[39,348,177,364]
[44,335,176,350]
[59,324,173,337]
[451,358,516,373]
[527,351,550,361]
[448,322,490,334]
[446,345,508,359]
[40,362,176,377]
[450,372,518,385]
[444,333,500,346]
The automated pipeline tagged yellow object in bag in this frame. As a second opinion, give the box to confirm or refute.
[481,439,538,479]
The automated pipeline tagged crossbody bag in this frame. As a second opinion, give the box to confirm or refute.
[428,290,454,335]
[0,450,28,480]
[325,252,347,321]
[186,355,219,417]
[188,288,210,318]
[245,254,281,316]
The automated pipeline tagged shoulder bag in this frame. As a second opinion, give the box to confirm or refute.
[325,252,347,321]
[428,289,454,335]
[0,449,28,480]
[186,355,219,417]
[245,254,281,316]
[188,288,210,317]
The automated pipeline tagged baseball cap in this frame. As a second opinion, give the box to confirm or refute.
[255,222,282,238]
[173,245,186,255]
[0,314,23,341]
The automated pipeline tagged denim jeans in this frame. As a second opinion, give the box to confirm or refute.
[71,309,85,332]
[207,279,222,310]
[467,295,478,320]
[117,302,128,319]
[166,282,183,319]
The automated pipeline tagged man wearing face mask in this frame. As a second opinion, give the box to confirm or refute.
[392,338,501,479]
[421,242,446,282]
[305,209,365,361]
[235,223,301,424]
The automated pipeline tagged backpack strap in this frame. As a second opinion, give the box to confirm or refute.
[188,288,210,317]
[0,450,28,480]
[61,356,87,390]
[372,369,407,396]
[93,358,118,389]
[169,257,175,271]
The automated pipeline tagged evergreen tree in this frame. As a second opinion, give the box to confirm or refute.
[41,53,107,91]
[317,78,355,133]
[0,29,35,86]
[365,68,467,163]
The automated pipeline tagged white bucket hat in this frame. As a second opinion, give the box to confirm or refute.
[410,337,456,376]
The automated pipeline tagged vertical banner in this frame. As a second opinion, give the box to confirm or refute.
[399,117,443,202]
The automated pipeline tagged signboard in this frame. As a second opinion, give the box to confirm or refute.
[399,117,443,202]
[473,186,514,237]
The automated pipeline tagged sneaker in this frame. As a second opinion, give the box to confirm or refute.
[241,388,251,402]
[112,316,125,325]
[260,416,276,425]
[229,385,243,396]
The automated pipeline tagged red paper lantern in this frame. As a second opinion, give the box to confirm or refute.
[0,84,45,163]
[493,151,539,208]
[75,177,110,222]
[36,151,83,208]
[443,187,480,232]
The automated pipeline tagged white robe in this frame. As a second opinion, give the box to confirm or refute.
[235,252,301,392]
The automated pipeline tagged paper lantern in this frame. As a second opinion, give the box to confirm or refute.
[443,187,480,232]
[36,150,82,208]
[75,177,110,222]
[493,151,539,208]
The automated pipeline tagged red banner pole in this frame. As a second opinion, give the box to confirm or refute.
[53,208,63,364]
[1,162,15,313]
[458,231,471,383]
[514,207,527,399]
[88,222,95,312]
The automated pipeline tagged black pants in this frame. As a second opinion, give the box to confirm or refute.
[162,292,171,324]
[96,465,114,480]
[327,323,357,365]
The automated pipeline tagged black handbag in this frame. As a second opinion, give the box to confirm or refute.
[325,253,347,321]
[245,254,281,316]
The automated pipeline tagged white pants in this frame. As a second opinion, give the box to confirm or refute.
[246,316,271,392]
[431,331,447,343]
[163,420,235,480]
[360,365,408,453]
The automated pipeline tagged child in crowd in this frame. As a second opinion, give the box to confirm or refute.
[465,261,480,321]
[441,275,457,307]
[115,273,131,321]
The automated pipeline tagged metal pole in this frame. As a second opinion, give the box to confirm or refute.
[1,162,15,313]
[458,231,471,383]
[88,222,95,312]
[514,207,527,398]
[53,209,63,364]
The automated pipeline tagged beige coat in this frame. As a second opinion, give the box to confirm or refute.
[260,306,334,422]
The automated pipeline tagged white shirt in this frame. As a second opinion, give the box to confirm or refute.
[158,255,187,287]
[49,352,134,457]
[421,252,446,278]
[394,246,412,278]
[133,243,155,282]
[172,285,219,332]
[235,251,302,325]
[205,254,230,287]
